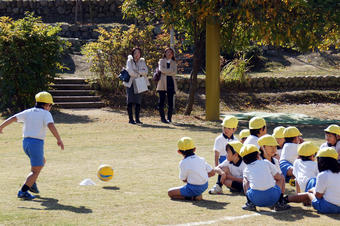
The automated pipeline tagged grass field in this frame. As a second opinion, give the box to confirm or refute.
[1,108,340,225]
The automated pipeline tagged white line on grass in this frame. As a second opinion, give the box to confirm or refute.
[168,212,276,226]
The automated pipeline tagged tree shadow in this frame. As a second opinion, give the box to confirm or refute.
[52,110,95,124]
[102,186,120,190]
[19,196,92,214]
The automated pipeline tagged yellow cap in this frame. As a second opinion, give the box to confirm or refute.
[316,147,338,160]
[249,117,266,129]
[228,141,243,154]
[239,144,260,158]
[324,124,340,136]
[272,126,285,139]
[221,115,238,128]
[283,126,302,138]
[35,91,54,104]
[297,141,318,156]
[258,134,279,147]
[239,129,250,139]
[177,137,195,151]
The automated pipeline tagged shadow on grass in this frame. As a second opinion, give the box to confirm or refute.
[173,122,220,133]
[19,196,92,213]
[171,199,229,210]
[140,123,175,129]
[258,206,320,221]
[325,213,340,221]
[102,186,120,190]
[52,111,95,124]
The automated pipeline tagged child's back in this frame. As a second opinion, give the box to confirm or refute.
[180,154,212,185]
[280,143,298,163]
[293,159,318,192]
[316,170,340,206]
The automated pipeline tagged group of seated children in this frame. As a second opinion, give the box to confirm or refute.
[168,116,340,214]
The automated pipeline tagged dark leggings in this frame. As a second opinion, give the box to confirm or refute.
[158,91,174,121]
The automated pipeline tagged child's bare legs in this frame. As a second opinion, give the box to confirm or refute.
[276,174,285,194]
[286,168,294,177]
[287,192,313,205]
[25,158,45,187]
[168,187,185,200]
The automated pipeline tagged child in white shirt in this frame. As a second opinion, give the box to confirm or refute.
[244,117,267,149]
[272,126,285,159]
[320,125,340,161]
[168,137,215,201]
[209,115,238,194]
[0,92,64,200]
[239,129,250,144]
[293,142,319,193]
[214,141,245,192]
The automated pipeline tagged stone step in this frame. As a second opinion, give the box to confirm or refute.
[54,78,87,84]
[53,96,101,102]
[50,84,91,90]
[49,90,95,96]
[54,102,105,109]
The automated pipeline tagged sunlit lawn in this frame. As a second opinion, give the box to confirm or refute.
[0,108,339,225]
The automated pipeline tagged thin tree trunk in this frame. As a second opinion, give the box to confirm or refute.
[184,31,205,115]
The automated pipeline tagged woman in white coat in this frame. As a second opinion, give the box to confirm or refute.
[156,47,178,123]
[124,47,148,124]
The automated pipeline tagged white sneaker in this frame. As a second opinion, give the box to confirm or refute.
[208,184,222,194]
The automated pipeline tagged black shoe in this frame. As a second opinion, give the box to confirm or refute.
[242,201,256,211]
[135,120,143,124]
[129,120,136,124]
[29,182,39,194]
[274,202,291,211]
[161,119,169,124]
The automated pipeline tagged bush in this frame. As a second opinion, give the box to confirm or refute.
[221,55,250,83]
[81,24,182,96]
[0,13,68,114]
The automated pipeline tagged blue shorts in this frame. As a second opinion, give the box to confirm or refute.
[219,155,227,164]
[279,160,293,181]
[247,185,281,207]
[180,182,208,197]
[23,137,44,167]
[305,178,316,192]
[312,198,340,214]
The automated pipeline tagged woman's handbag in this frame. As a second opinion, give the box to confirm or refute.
[153,68,161,82]
[118,69,130,82]
[133,77,148,94]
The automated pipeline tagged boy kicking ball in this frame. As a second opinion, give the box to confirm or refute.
[0,92,64,200]
[168,137,215,201]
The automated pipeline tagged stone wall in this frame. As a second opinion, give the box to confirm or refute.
[0,0,123,24]
[176,75,340,92]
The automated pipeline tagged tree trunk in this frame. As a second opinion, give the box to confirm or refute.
[184,31,205,115]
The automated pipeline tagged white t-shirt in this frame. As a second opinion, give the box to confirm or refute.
[15,108,54,140]
[315,170,340,206]
[213,134,238,157]
[320,142,340,159]
[292,159,319,192]
[280,143,298,164]
[218,159,246,179]
[243,135,260,149]
[259,155,282,174]
[179,155,213,185]
[243,159,279,191]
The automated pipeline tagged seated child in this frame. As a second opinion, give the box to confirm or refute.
[272,126,285,159]
[320,124,340,161]
[280,126,302,182]
[214,141,245,192]
[293,141,319,193]
[285,147,340,214]
[239,129,250,144]
[244,117,267,149]
[258,135,286,195]
[209,115,238,194]
[168,137,215,201]
[240,144,290,211]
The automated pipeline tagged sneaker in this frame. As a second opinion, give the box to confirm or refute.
[208,184,223,194]
[135,120,143,124]
[129,120,136,124]
[17,190,36,200]
[242,201,256,211]
[29,183,39,194]
[274,202,291,211]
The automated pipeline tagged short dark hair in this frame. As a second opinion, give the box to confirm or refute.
[131,47,142,58]
[163,47,176,61]
[243,152,258,164]
[226,144,236,155]
[179,149,195,158]
[300,155,313,161]
[284,137,295,144]
[317,157,340,173]
[35,102,47,109]
[250,126,265,137]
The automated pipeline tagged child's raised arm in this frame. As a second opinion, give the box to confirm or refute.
[47,123,64,150]
[0,116,17,133]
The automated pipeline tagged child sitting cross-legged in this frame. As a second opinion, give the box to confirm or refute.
[168,137,215,201]
[213,141,245,193]
[240,144,290,211]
